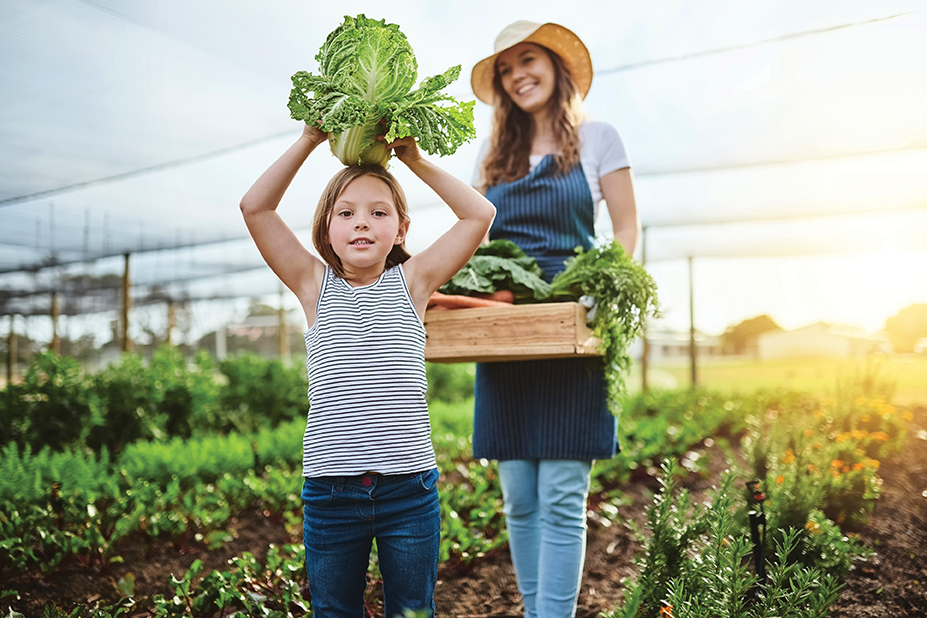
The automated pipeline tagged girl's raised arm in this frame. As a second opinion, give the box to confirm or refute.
[388,137,496,314]
[240,125,327,309]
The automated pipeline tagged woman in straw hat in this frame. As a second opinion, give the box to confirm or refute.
[469,20,639,617]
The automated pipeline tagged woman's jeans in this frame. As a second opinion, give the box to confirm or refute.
[301,468,440,618]
[498,459,592,618]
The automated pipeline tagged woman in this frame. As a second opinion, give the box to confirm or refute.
[469,20,640,618]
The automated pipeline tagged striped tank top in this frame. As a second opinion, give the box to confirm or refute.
[301,264,435,477]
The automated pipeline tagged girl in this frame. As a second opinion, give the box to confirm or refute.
[240,122,495,617]
[468,20,640,618]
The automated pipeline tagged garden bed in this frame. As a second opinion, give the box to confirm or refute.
[6,407,925,618]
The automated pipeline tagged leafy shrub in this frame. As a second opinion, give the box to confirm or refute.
[605,462,843,618]
[217,352,307,431]
[0,352,92,452]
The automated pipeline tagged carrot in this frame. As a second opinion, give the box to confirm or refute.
[474,289,515,304]
[428,291,514,309]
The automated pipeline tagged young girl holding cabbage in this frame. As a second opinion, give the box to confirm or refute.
[240,121,494,615]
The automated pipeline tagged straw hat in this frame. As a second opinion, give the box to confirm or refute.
[470,21,593,105]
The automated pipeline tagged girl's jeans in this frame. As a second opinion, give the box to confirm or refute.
[301,468,440,617]
[498,459,592,618]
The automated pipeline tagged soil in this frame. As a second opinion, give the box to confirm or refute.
[5,408,926,618]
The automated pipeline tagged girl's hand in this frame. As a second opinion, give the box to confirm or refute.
[302,121,328,146]
[386,135,423,166]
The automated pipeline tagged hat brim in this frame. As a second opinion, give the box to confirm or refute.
[470,22,593,105]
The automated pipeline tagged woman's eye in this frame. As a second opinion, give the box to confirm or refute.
[499,66,511,77]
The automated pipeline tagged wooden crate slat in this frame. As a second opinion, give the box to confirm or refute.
[423,302,603,363]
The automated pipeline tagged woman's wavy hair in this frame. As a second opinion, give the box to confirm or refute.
[478,45,585,190]
[312,165,412,279]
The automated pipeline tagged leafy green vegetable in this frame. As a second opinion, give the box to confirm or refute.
[440,239,659,414]
[550,241,660,409]
[439,240,551,302]
[287,14,476,167]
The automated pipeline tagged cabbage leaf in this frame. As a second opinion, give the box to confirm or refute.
[288,14,476,167]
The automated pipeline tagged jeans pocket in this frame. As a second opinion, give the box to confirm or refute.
[301,477,335,509]
[417,467,439,492]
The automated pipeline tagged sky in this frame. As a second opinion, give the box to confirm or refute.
[1,0,926,344]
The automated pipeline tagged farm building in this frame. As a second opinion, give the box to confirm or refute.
[757,322,890,359]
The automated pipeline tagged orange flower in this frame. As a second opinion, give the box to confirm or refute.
[842,466,851,473]
[867,458,881,469]
[660,605,673,618]
[805,429,814,438]
[833,470,841,479]
[852,463,865,471]
[870,431,890,442]
[807,464,816,473]
[901,410,914,422]
[850,429,868,440]
[831,459,844,469]
[776,475,785,485]
[783,449,795,464]
[861,414,871,423]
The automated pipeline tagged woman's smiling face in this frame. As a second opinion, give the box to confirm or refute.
[496,42,556,115]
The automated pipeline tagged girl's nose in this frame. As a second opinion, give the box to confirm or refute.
[355,219,368,230]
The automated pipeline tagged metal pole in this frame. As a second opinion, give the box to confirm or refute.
[121,253,132,352]
[688,256,697,387]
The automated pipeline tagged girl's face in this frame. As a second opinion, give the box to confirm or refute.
[496,42,556,115]
[327,175,408,278]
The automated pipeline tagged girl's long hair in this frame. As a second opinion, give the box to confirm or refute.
[312,165,412,279]
[478,46,585,190]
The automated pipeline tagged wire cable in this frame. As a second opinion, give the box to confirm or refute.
[598,12,913,75]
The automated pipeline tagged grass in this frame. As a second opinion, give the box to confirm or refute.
[629,354,927,406]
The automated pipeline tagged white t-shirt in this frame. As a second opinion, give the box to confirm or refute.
[473,120,631,210]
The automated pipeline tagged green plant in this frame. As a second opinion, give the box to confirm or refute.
[425,362,475,405]
[218,352,307,431]
[605,462,843,618]
[288,14,475,167]
[0,352,92,452]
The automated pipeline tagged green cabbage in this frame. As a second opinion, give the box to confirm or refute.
[287,14,476,167]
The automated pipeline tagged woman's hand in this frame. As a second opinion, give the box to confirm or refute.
[302,121,328,146]
[386,135,423,166]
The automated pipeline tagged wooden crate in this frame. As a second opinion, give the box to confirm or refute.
[423,302,602,363]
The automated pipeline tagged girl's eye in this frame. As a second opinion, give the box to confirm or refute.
[498,66,511,77]
[337,210,352,218]
[373,210,387,217]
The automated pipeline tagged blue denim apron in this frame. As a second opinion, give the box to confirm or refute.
[473,155,618,461]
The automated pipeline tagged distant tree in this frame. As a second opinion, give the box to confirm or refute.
[722,314,782,354]
[884,303,927,353]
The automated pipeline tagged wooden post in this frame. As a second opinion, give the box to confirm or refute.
[278,285,289,361]
[121,253,132,352]
[7,315,16,383]
[166,300,176,346]
[640,227,649,393]
[50,291,61,354]
[688,256,697,387]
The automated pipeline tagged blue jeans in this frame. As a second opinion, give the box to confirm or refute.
[498,459,592,618]
[301,468,440,618]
